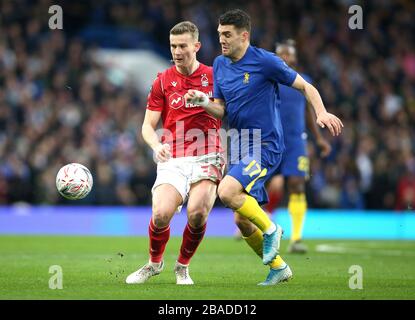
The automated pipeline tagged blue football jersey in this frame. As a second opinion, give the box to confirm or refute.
[213,45,297,162]
[279,73,312,140]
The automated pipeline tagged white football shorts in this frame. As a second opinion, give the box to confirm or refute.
[152,152,225,212]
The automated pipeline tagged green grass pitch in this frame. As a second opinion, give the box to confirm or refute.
[0,236,414,300]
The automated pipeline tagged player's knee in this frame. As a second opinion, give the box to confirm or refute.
[287,177,305,194]
[152,207,173,228]
[288,183,305,194]
[187,210,207,228]
[152,214,170,228]
[217,184,233,207]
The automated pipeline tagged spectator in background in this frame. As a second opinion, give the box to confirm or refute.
[395,159,415,211]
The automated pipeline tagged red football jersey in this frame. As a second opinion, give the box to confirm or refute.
[146,63,222,157]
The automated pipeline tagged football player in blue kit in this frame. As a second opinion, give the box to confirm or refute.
[265,40,332,254]
[185,9,343,285]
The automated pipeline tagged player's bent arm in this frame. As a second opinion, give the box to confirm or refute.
[205,98,226,119]
[141,109,163,150]
[142,109,171,162]
[291,74,344,136]
[184,90,226,119]
[291,74,326,117]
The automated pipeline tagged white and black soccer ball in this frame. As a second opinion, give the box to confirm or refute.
[56,163,93,200]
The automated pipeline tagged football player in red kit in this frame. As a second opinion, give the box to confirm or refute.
[126,21,223,285]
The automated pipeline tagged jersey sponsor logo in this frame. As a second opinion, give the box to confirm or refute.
[185,102,202,108]
[201,73,209,87]
[172,97,181,104]
[243,72,250,84]
[169,91,212,109]
[169,92,184,109]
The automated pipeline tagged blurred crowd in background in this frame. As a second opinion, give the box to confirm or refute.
[0,0,414,210]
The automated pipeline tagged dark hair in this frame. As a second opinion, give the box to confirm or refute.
[219,9,251,32]
[170,21,199,41]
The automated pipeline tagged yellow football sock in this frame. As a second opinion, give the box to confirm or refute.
[288,193,307,242]
[243,228,263,258]
[236,195,273,233]
[243,228,286,269]
[270,255,286,269]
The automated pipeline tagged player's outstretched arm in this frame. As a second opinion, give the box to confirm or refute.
[184,90,226,119]
[142,109,171,162]
[305,102,332,157]
[291,74,343,136]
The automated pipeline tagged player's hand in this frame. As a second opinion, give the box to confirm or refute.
[154,143,171,162]
[316,137,332,158]
[184,90,209,107]
[316,112,343,136]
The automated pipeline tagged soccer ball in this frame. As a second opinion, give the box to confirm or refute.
[56,163,93,200]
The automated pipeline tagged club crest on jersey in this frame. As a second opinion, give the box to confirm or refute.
[201,74,209,87]
[243,72,250,84]
[171,81,177,87]
[169,92,184,109]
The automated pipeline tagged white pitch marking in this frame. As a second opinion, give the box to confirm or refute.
[315,243,415,257]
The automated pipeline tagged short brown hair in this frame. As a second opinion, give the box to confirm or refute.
[219,9,251,33]
[170,21,199,41]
